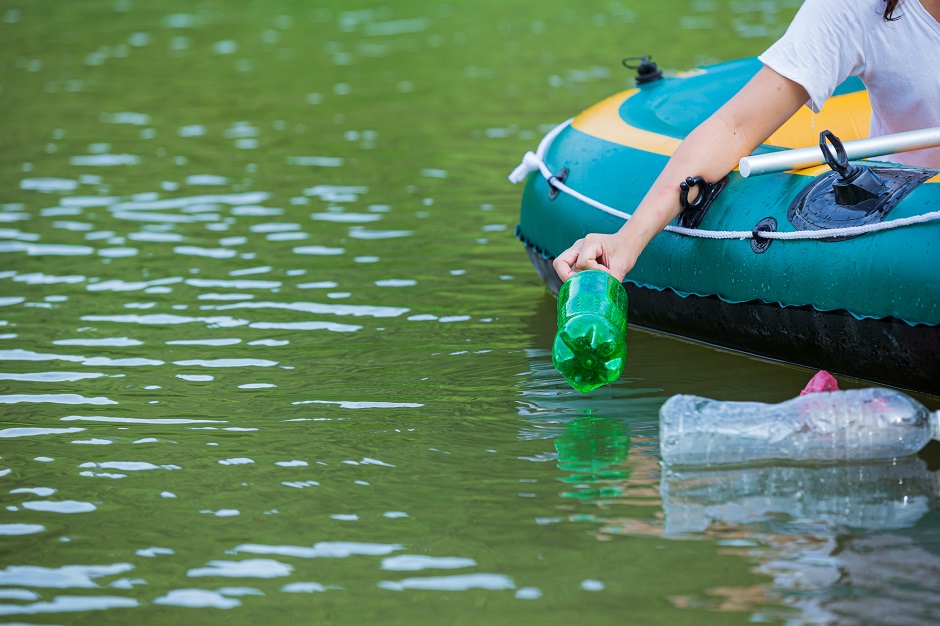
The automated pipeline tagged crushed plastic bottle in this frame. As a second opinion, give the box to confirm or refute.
[659,388,940,467]
[552,270,628,393]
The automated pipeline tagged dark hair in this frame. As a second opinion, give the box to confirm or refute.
[884,0,901,21]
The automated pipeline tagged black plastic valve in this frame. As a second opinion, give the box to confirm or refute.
[622,56,663,85]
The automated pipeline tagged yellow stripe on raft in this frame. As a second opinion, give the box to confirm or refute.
[767,90,871,147]
[570,87,938,182]
[570,88,873,159]
[571,90,681,157]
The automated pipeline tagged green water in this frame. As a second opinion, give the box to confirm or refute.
[2,1,939,624]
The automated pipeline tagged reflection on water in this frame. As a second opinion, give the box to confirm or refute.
[539,387,940,624]
[661,459,940,625]
[662,459,940,535]
[519,339,940,624]
[520,302,940,625]
[556,417,630,475]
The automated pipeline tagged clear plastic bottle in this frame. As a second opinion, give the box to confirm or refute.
[659,388,940,467]
[552,270,628,393]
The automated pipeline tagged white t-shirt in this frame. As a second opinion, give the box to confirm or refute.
[759,0,940,167]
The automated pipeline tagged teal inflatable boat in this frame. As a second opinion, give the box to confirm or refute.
[513,58,940,395]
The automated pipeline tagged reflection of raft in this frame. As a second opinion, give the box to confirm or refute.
[513,58,940,395]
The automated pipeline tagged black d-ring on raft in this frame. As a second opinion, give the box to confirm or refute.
[819,129,854,179]
[819,129,887,205]
[677,175,728,229]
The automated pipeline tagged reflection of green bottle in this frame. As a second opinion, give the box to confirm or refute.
[555,416,630,474]
[552,270,628,393]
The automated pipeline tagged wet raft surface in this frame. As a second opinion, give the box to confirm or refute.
[1,1,940,625]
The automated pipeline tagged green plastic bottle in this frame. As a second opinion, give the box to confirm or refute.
[552,270,628,393]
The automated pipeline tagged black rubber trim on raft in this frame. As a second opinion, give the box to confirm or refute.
[523,245,940,396]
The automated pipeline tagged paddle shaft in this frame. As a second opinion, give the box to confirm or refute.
[739,126,940,178]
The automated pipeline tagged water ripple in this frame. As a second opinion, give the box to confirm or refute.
[81,314,248,327]
[127,231,183,242]
[249,321,360,332]
[304,185,368,202]
[199,293,255,301]
[311,213,380,223]
[0,394,117,405]
[136,547,174,558]
[0,372,107,382]
[154,589,241,609]
[59,196,119,208]
[0,242,94,255]
[82,357,164,367]
[234,542,403,559]
[282,582,332,593]
[61,415,224,425]
[173,358,277,368]
[54,337,143,347]
[20,178,79,192]
[20,500,97,513]
[166,338,241,346]
[0,523,46,536]
[230,266,271,276]
[378,574,515,591]
[249,223,300,233]
[292,245,344,255]
[87,277,182,292]
[174,246,237,259]
[0,427,86,438]
[231,206,283,217]
[381,555,476,571]
[71,154,140,166]
[108,193,266,212]
[348,227,412,240]
[292,400,422,409]
[296,281,337,289]
[0,595,138,616]
[287,156,344,167]
[0,563,133,588]
[187,559,292,578]
[210,300,408,318]
[79,461,180,471]
[9,272,85,284]
[185,278,280,289]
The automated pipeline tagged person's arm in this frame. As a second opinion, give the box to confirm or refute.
[553,66,810,282]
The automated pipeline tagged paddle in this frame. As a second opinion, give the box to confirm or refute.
[739,126,940,177]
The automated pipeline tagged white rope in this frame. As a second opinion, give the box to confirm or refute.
[510,120,940,241]
[508,117,573,184]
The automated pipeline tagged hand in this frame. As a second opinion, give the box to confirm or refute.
[553,233,637,282]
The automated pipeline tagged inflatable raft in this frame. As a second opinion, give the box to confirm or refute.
[512,58,940,395]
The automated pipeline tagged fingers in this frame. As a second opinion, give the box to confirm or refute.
[552,239,582,281]
[575,238,606,271]
[553,236,613,281]
[554,233,636,283]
